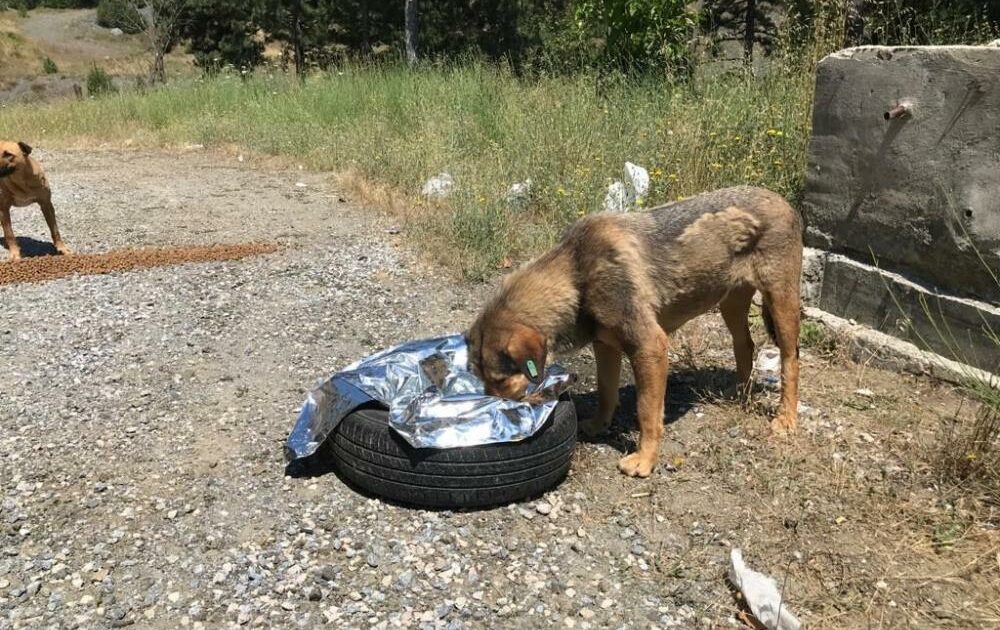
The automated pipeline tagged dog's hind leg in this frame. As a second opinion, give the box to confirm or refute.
[761,287,800,434]
[581,338,623,437]
[619,324,669,478]
[0,203,19,261]
[720,285,756,399]
[39,199,70,255]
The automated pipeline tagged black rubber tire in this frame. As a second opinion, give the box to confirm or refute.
[327,401,577,509]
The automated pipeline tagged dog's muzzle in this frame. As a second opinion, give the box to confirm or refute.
[0,165,15,179]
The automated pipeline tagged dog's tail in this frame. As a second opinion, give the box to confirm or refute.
[760,301,802,358]
[761,301,777,346]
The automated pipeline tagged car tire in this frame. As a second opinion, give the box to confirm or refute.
[327,401,577,509]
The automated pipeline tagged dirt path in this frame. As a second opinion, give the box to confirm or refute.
[0,149,995,629]
[19,9,136,61]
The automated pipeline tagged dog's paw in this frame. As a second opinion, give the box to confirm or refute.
[55,243,72,255]
[617,453,655,478]
[579,414,611,437]
[770,413,798,435]
[7,250,21,262]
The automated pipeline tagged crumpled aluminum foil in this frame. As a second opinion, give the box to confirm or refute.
[285,334,575,461]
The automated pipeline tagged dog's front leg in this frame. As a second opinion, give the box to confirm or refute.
[39,199,70,255]
[0,204,19,261]
[619,328,669,478]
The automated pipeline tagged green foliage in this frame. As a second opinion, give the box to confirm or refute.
[701,0,781,61]
[86,65,116,95]
[570,0,696,74]
[41,56,58,74]
[858,0,999,45]
[96,0,145,34]
[180,0,263,72]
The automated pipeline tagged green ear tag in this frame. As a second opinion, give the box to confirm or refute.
[525,359,539,379]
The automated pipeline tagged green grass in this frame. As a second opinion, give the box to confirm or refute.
[0,63,814,278]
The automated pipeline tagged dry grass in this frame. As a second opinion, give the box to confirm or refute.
[563,312,1000,628]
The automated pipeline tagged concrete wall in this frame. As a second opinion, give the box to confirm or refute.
[801,46,1000,303]
[800,45,1000,374]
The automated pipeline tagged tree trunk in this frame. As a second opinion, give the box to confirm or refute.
[292,0,305,77]
[150,48,166,83]
[743,0,756,64]
[405,0,418,66]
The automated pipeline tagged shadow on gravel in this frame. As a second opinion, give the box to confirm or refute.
[574,365,739,453]
[5,236,60,258]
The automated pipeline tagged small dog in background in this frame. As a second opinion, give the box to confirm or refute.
[466,186,802,478]
[0,140,70,261]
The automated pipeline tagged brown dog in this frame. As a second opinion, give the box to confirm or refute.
[0,141,70,261]
[466,185,802,478]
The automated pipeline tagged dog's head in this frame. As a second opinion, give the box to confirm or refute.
[466,310,548,401]
[0,141,32,179]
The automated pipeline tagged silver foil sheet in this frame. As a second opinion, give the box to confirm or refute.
[285,334,575,461]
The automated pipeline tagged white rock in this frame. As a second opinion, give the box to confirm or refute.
[505,179,532,207]
[421,173,454,198]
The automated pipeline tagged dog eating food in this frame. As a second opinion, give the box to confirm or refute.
[0,141,70,261]
[466,185,802,478]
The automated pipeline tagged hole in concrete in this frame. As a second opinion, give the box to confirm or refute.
[0,242,280,286]
[965,209,974,219]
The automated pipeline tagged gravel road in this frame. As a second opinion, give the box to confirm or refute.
[2,148,988,630]
[0,148,699,630]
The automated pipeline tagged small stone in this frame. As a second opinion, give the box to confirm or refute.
[167,592,181,603]
[320,565,336,581]
[307,587,322,601]
[281,601,295,611]
[631,544,645,556]
[518,508,535,520]
[579,608,595,620]
[189,604,206,621]
[367,553,380,568]
[535,502,552,516]
[600,598,613,610]
[620,528,636,540]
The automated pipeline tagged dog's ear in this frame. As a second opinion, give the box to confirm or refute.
[508,324,547,384]
[17,141,31,156]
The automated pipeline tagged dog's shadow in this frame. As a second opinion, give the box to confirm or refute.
[2,236,59,258]
[574,366,737,453]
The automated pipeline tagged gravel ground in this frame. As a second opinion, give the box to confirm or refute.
[1,149,994,630]
[1,148,675,630]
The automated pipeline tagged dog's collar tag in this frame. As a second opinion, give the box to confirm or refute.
[525,359,539,379]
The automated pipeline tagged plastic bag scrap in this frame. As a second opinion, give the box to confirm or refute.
[754,347,781,390]
[285,334,575,461]
[728,549,802,630]
[602,162,650,213]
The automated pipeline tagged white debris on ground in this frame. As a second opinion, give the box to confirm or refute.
[728,549,802,630]
[603,162,650,212]
[421,172,455,198]
[624,162,649,204]
[504,178,532,207]
[603,180,631,212]
[754,347,781,390]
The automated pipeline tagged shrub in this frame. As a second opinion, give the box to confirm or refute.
[41,56,58,74]
[96,0,144,34]
[86,65,116,96]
